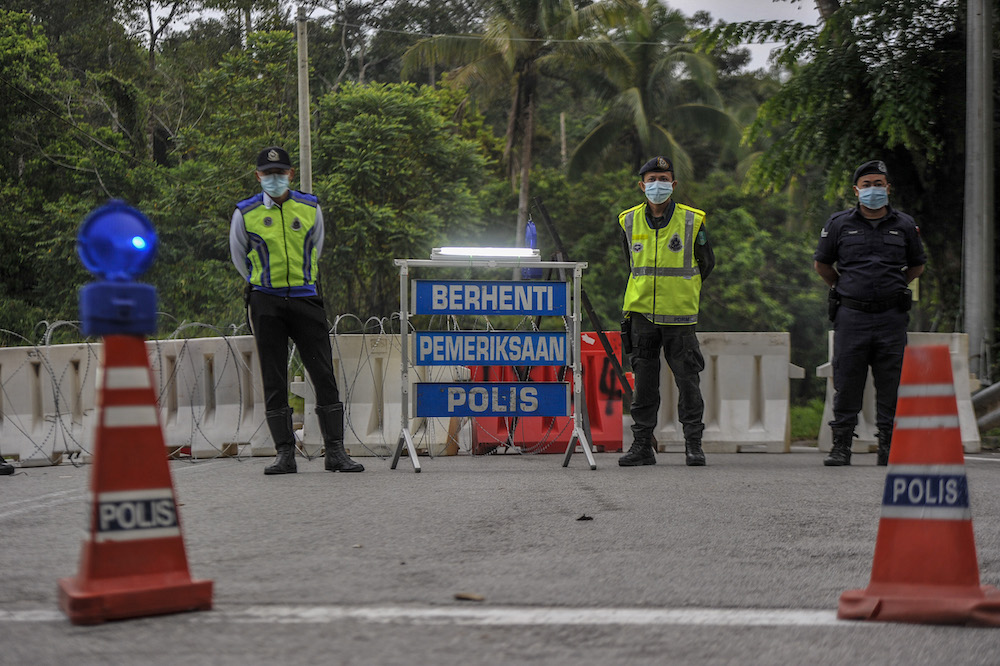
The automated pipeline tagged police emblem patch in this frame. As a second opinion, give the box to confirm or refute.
[668,233,683,252]
[632,242,643,253]
[263,216,273,227]
[291,218,302,231]
[268,149,279,161]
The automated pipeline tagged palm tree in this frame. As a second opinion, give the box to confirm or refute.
[403,0,634,250]
[567,0,738,181]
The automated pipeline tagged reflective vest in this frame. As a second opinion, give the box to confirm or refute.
[619,201,706,325]
[237,192,320,289]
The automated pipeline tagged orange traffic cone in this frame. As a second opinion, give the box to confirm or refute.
[839,344,1000,625]
[58,335,213,625]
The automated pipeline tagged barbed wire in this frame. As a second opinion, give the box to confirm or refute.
[0,312,589,468]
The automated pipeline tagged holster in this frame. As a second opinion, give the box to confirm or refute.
[827,287,840,322]
[899,288,913,312]
[620,314,633,355]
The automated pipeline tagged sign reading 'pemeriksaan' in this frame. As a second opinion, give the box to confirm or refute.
[415,382,570,418]
[414,331,568,366]
[413,280,568,315]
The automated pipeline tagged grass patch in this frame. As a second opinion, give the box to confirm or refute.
[790,398,825,441]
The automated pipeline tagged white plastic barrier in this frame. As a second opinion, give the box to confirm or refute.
[816,332,980,453]
[0,343,99,466]
[0,337,269,465]
[650,332,804,453]
[291,334,468,457]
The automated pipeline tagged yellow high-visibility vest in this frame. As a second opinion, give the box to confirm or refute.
[238,192,320,289]
[619,201,706,325]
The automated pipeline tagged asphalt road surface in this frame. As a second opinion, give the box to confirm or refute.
[3,448,1000,665]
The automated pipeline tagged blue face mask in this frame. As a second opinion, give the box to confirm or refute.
[643,180,673,205]
[260,173,290,198]
[858,186,888,210]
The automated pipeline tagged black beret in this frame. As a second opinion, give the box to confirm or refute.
[852,160,889,185]
[639,156,674,177]
[257,146,292,171]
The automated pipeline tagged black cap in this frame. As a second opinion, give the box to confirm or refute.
[256,146,292,171]
[852,160,888,185]
[638,156,673,177]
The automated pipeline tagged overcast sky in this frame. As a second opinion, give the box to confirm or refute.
[666,0,822,69]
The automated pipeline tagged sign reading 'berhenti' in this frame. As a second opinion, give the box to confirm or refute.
[413,280,568,315]
[93,488,181,543]
[415,382,569,418]
[415,331,568,366]
[880,465,971,520]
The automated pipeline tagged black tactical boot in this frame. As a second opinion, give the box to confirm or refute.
[619,438,656,467]
[0,458,14,475]
[685,439,706,466]
[317,403,364,472]
[876,430,892,466]
[264,407,297,475]
[823,428,853,467]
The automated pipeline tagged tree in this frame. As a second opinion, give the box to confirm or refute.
[402,0,634,249]
[312,81,493,316]
[702,0,979,333]
[567,0,737,180]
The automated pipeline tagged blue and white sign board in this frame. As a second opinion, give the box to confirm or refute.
[881,467,971,519]
[413,280,568,316]
[414,331,568,366]
[415,382,570,418]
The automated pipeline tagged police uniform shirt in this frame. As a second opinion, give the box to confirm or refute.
[229,190,326,281]
[814,204,926,302]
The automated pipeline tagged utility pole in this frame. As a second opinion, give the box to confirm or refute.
[296,6,313,193]
[963,0,995,383]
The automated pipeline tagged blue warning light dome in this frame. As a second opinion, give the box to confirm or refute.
[77,200,158,281]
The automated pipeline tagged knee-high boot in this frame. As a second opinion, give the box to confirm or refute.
[317,403,364,473]
[264,407,297,475]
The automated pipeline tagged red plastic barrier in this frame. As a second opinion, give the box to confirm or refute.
[470,332,624,454]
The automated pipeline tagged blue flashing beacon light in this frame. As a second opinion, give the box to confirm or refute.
[77,200,159,337]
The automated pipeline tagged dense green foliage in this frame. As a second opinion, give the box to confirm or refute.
[0,0,997,400]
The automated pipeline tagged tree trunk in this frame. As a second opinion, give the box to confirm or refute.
[814,0,840,20]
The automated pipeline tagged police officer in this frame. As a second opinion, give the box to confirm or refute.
[230,146,364,475]
[814,160,926,466]
[618,156,715,467]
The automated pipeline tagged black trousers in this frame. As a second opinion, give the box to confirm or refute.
[249,291,340,413]
[830,306,908,434]
[628,314,706,443]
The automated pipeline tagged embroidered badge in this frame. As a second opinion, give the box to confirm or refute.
[291,218,302,231]
[668,233,683,252]
[268,149,279,161]
[632,242,643,253]
[263,216,273,227]
[821,228,828,238]
[888,229,900,235]
[697,229,707,246]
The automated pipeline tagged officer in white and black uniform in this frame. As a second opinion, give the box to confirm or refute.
[814,160,926,467]
[230,146,363,475]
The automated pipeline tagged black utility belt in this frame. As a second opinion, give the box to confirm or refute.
[839,290,911,314]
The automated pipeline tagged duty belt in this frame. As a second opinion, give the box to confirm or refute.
[839,294,904,314]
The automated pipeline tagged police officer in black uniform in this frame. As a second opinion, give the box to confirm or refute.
[230,147,364,475]
[814,160,926,466]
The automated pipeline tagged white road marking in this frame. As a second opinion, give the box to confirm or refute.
[0,605,858,627]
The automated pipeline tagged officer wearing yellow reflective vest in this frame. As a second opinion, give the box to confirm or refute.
[618,156,715,467]
[229,146,363,475]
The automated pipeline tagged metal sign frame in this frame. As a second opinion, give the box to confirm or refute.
[391,258,596,472]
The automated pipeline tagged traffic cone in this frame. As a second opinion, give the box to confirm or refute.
[58,335,213,625]
[838,344,1000,625]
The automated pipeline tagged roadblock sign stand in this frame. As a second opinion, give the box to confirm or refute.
[838,344,1000,626]
[58,201,212,625]
[392,254,596,471]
